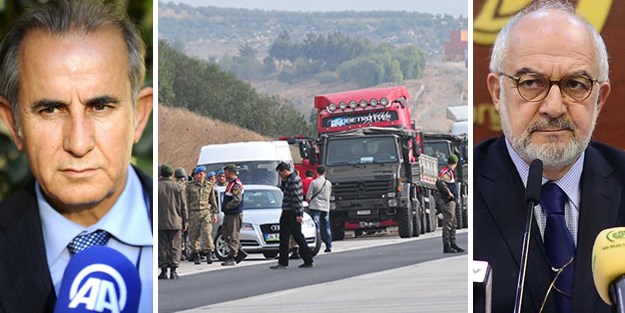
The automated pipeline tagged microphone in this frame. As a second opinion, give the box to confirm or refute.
[54,246,141,313]
[592,227,625,313]
[514,159,543,313]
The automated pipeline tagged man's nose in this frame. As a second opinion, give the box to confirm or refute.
[538,85,567,119]
[63,109,95,157]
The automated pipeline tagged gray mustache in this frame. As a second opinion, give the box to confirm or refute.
[528,118,575,133]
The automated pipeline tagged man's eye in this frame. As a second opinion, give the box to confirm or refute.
[93,104,107,111]
[40,106,58,114]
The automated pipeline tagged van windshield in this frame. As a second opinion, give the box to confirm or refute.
[201,161,280,186]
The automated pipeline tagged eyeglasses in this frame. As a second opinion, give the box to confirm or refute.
[499,72,600,103]
[538,256,574,313]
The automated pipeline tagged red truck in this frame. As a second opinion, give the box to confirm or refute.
[290,86,439,239]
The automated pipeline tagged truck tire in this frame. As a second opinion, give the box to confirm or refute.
[462,207,468,228]
[411,199,421,237]
[427,193,437,232]
[332,218,345,241]
[456,202,464,229]
[398,205,414,238]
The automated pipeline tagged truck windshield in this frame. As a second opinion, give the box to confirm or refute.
[326,137,398,166]
[423,141,450,167]
[201,161,280,186]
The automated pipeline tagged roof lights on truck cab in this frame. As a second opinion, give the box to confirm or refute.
[327,97,392,113]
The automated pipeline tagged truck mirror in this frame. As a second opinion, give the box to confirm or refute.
[309,146,318,164]
[412,138,421,158]
[298,141,308,159]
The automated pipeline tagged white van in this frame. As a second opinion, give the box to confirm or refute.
[196,141,293,187]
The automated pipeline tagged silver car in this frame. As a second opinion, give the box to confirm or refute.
[213,185,321,260]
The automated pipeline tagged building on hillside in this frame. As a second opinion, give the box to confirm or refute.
[444,30,468,63]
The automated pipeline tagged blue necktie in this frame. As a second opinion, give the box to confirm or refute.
[67,230,111,255]
[540,182,575,313]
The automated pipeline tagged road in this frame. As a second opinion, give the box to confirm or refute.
[158,230,468,312]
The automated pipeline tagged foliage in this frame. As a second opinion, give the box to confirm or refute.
[0,0,153,200]
[158,40,315,139]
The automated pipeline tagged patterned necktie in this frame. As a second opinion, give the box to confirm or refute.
[540,182,575,313]
[67,230,111,255]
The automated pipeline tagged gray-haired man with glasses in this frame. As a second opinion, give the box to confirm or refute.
[474,2,625,313]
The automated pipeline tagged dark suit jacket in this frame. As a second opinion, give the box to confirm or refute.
[0,166,153,313]
[474,136,625,313]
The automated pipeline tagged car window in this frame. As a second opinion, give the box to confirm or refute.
[218,189,283,210]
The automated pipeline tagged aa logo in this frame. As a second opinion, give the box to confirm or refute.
[68,264,128,313]
[474,0,613,45]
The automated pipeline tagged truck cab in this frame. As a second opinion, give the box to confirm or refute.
[313,86,439,240]
[423,133,468,228]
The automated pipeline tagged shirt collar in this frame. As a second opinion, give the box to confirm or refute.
[505,139,583,207]
[38,165,152,266]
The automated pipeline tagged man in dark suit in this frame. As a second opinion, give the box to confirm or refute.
[474,2,625,313]
[0,1,153,312]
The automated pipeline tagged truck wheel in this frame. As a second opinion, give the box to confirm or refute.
[214,232,229,261]
[462,207,468,228]
[411,199,421,237]
[456,203,464,229]
[398,205,414,238]
[332,219,345,241]
[262,251,278,259]
[429,193,437,232]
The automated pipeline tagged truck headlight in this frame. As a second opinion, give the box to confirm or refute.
[388,199,398,207]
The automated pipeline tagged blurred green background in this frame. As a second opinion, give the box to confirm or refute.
[0,0,153,200]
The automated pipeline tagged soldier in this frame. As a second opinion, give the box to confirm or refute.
[174,167,190,261]
[216,169,228,187]
[207,171,217,185]
[175,167,188,184]
[436,154,464,253]
[221,164,248,266]
[158,164,186,279]
[185,166,219,265]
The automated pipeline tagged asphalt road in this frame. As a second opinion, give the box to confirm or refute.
[158,232,468,312]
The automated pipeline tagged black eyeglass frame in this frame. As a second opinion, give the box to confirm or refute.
[498,72,601,103]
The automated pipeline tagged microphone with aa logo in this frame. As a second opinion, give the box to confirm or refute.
[54,246,141,313]
[592,227,625,313]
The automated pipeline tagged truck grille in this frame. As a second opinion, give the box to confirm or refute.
[333,180,393,200]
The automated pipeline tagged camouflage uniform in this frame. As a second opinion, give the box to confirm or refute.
[185,180,218,259]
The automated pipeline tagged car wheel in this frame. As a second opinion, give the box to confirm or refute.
[262,251,278,259]
[214,232,230,261]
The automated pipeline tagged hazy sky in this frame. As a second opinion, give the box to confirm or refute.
[163,0,468,17]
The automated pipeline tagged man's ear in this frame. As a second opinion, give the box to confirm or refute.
[0,96,23,150]
[133,87,153,144]
[595,81,611,115]
[487,73,502,113]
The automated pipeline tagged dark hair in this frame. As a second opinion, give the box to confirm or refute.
[275,161,290,172]
[305,170,314,177]
[316,165,326,175]
[0,0,146,134]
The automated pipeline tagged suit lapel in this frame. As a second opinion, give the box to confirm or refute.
[573,146,622,312]
[0,182,55,312]
[478,137,554,311]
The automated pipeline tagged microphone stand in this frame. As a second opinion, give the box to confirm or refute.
[513,199,537,313]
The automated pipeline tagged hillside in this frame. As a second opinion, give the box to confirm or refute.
[254,61,467,133]
[158,104,270,172]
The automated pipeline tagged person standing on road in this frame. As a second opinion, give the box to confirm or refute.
[306,165,333,253]
[186,166,219,265]
[271,162,314,269]
[436,154,464,253]
[221,164,248,266]
[302,170,314,196]
[158,164,187,279]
